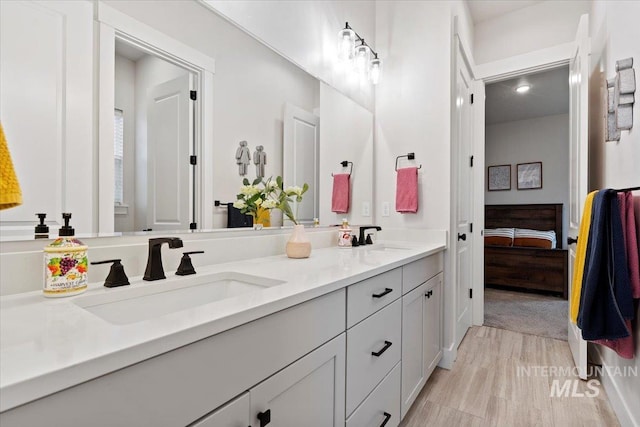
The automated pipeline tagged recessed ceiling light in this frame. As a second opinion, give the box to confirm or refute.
[516,85,531,93]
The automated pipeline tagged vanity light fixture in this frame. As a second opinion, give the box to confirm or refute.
[338,22,382,85]
[516,84,531,93]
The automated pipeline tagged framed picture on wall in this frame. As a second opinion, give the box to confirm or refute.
[487,165,511,191]
[517,162,543,190]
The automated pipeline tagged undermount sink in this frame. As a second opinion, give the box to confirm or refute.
[368,243,411,252]
[74,272,284,325]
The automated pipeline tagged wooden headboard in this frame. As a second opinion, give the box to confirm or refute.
[485,204,563,247]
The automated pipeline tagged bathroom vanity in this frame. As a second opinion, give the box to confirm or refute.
[0,232,444,427]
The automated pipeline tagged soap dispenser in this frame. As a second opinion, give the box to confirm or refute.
[34,213,49,239]
[338,218,352,248]
[43,213,88,297]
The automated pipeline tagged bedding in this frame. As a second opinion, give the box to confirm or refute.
[513,228,557,249]
[484,228,514,246]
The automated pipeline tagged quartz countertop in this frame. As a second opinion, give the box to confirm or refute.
[0,239,445,412]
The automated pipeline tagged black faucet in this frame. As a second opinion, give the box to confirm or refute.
[359,226,382,246]
[143,237,184,281]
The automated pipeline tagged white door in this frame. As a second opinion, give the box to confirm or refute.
[0,0,93,235]
[146,74,192,231]
[567,15,590,380]
[250,334,346,427]
[283,103,319,224]
[454,38,474,348]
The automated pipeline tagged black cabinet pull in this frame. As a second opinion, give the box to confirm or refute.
[425,290,433,298]
[372,288,393,298]
[457,233,467,241]
[371,341,392,357]
[567,236,578,245]
[380,412,392,427]
[257,409,271,427]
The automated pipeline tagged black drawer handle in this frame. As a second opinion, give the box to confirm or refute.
[372,288,393,298]
[425,290,433,298]
[567,236,578,245]
[257,409,271,427]
[457,233,467,241]
[372,341,392,357]
[380,412,392,427]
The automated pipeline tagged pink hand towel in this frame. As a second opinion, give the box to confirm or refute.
[331,173,350,213]
[396,167,418,213]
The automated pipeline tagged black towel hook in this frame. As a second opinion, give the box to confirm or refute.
[395,153,422,171]
[332,160,353,177]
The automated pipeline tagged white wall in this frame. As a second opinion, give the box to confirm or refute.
[133,55,189,231]
[114,55,136,232]
[202,0,376,112]
[588,2,640,426]
[103,1,320,229]
[474,0,590,65]
[485,114,570,247]
[319,82,373,227]
[374,0,474,367]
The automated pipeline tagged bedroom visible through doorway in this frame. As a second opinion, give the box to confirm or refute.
[483,66,570,340]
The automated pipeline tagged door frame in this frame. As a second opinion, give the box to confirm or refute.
[471,44,575,329]
[96,3,215,232]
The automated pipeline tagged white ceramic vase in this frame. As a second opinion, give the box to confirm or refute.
[286,224,312,258]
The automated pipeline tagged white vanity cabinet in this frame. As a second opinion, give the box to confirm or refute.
[249,334,345,427]
[345,267,402,426]
[400,258,443,419]
[193,334,345,427]
[0,290,346,427]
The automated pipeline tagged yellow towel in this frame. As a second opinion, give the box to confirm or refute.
[570,191,597,323]
[0,123,23,210]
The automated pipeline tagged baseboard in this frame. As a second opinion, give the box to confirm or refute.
[592,346,639,427]
[438,344,457,370]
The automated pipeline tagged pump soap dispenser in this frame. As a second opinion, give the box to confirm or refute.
[43,213,88,297]
[34,213,49,239]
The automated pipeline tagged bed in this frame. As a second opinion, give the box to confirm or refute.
[484,204,568,299]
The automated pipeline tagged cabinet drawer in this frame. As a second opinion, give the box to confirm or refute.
[402,253,443,294]
[347,268,402,328]
[346,362,400,427]
[346,299,401,416]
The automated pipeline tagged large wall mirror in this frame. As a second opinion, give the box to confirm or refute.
[0,0,374,240]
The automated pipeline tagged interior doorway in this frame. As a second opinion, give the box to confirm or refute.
[482,66,571,340]
[114,39,197,232]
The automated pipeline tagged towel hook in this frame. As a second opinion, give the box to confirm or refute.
[332,160,353,177]
[395,153,422,171]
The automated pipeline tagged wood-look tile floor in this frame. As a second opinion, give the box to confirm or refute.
[400,326,620,427]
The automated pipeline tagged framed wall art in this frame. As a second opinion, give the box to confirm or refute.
[517,162,543,190]
[487,165,511,191]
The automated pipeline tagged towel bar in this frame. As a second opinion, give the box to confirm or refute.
[395,153,422,171]
[331,160,353,177]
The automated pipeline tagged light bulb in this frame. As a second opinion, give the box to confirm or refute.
[337,28,355,61]
[515,84,531,93]
[370,57,382,85]
[354,44,371,75]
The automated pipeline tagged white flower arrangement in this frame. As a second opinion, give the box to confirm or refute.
[234,176,309,225]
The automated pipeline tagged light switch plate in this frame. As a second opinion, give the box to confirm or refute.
[382,202,390,217]
[362,202,371,217]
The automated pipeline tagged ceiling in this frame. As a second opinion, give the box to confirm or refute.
[485,66,570,125]
[466,0,542,23]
